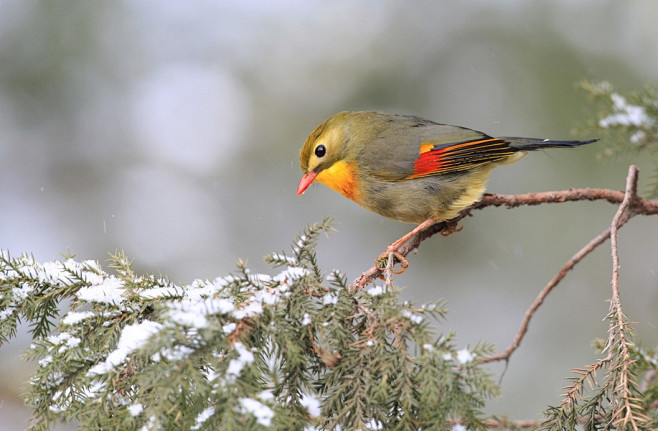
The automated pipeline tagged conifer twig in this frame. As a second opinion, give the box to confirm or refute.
[605,165,646,429]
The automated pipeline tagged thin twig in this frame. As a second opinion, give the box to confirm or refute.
[484,167,640,364]
[481,225,614,364]
[606,166,644,430]
[605,167,637,361]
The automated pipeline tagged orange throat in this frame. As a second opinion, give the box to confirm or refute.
[315,160,360,202]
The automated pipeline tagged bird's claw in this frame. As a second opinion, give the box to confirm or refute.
[440,221,463,237]
[376,249,409,275]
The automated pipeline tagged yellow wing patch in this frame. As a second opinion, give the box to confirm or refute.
[419,143,434,154]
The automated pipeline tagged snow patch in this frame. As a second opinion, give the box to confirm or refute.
[239,397,274,427]
[88,320,162,375]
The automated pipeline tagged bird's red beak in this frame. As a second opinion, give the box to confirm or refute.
[297,172,317,195]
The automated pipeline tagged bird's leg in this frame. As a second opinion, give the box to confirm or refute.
[376,216,440,273]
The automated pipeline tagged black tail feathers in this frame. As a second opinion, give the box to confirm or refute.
[502,137,599,151]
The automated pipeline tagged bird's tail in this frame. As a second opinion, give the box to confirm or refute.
[502,137,599,151]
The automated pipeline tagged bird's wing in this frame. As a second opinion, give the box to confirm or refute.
[368,122,517,181]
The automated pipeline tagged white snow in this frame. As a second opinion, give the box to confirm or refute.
[272,266,309,285]
[599,93,653,128]
[366,285,385,296]
[42,259,105,286]
[270,252,298,266]
[191,407,215,430]
[128,403,144,416]
[456,348,474,364]
[38,355,53,367]
[322,293,338,305]
[226,342,254,379]
[300,393,321,417]
[82,380,106,399]
[138,285,184,299]
[402,310,423,324]
[232,300,263,320]
[152,345,194,362]
[366,419,383,430]
[47,332,81,353]
[13,283,34,300]
[630,130,646,144]
[222,322,237,334]
[77,276,126,305]
[40,261,69,283]
[292,234,307,253]
[258,390,274,401]
[62,311,95,325]
[88,320,162,375]
[239,397,274,427]
[168,297,235,329]
[49,389,68,413]
[182,278,225,301]
[0,308,14,320]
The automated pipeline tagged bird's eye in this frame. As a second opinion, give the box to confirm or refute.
[314,144,326,158]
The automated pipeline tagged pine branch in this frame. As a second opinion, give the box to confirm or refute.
[579,81,658,196]
[1,218,499,430]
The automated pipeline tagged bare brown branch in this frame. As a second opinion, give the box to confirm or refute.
[483,169,644,364]
[481,225,614,364]
[350,182,658,291]
[606,166,646,430]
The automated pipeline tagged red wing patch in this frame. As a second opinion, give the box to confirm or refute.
[407,138,516,179]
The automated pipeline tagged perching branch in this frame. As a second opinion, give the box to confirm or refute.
[351,166,658,369]
[351,173,658,292]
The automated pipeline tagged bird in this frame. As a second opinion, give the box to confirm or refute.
[297,111,597,270]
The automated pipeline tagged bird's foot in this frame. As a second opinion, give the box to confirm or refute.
[375,216,440,274]
[440,220,463,237]
[376,249,409,275]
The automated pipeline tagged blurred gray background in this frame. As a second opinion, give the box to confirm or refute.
[1,1,657,429]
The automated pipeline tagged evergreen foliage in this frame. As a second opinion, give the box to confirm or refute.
[1,220,500,430]
[540,313,654,430]
[580,81,658,196]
